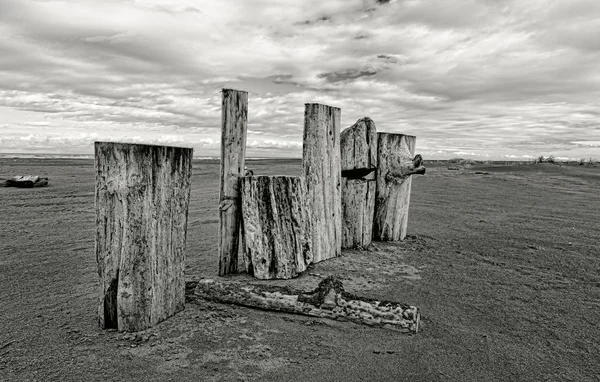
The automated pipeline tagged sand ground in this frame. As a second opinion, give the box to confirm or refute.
[0,158,598,381]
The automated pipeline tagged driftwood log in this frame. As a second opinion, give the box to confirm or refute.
[373,133,425,241]
[340,117,377,248]
[95,142,193,332]
[219,89,248,276]
[241,175,313,279]
[193,276,420,333]
[4,175,49,188]
[302,103,342,263]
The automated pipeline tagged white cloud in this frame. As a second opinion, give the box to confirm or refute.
[571,141,600,147]
[0,0,599,159]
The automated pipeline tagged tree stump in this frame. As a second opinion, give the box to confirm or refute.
[219,89,248,276]
[95,142,193,332]
[373,133,425,241]
[241,176,313,279]
[340,117,378,248]
[302,103,342,263]
[192,276,420,333]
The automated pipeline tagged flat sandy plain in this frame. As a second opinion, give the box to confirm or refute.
[0,158,599,382]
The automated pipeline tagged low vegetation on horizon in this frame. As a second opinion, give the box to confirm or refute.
[440,156,599,167]
[534,155,599,166]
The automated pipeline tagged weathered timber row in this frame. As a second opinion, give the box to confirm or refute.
[192,276,420,333]
[340,117,378,248]
[95,142,193,332]
[241,175,313,279]
[302,103,342,263]
[219,89,248,276]
[373,133,425,241]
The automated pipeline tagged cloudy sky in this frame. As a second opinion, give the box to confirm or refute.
[1,0,599,159]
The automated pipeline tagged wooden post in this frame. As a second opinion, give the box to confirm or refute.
[95,142,193,332]
[302,103,342,263]
[219,89,248,276]
[340,117,377,248]
[241,176,312,279]
[373,133,425,241]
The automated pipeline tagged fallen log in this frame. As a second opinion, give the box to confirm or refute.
[193,276,420,333]
[5,175,49,188]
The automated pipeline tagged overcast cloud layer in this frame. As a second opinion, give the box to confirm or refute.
[1,0,599,159]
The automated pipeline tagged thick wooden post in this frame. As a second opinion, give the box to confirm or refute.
[340,117,378,248]
[302,103,342,263]
[373,133,425,241]
[95,142,193,332]
[241,176,312,279]
[219,89,248,276]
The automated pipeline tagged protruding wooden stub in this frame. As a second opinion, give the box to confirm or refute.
[192,276,420,333]
[340,117,378,248]
[95,142,193,332]
[373,133,425,241]
[219,89,248,276]
[241,175,312,279]
[302,103,342,263]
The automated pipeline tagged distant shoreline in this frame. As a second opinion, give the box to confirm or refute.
[0,153,300,161]
[0,154,596,167]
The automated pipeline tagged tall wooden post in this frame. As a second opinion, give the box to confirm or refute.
[373,133,425,241]
[302,103,342,263]
[219,89,248,276]
[340,117,377,248]
[95,142,193,332]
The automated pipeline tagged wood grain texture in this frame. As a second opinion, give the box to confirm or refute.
[373,133,423,241]
[241,176,312,279]
[302,103,342,263]
[340,117,377,171]
[219,89,248,276]
[340,117,377,248]
[193,276,420,333]
[95,142,193,332]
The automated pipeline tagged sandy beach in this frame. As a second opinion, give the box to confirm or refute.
[0,158,599,381]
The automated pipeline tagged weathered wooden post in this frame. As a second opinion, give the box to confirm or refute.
[340,117,378,248]
[373,133,425,241]
[219,89,248,276]
[95,142,193,332]
[302,103,342,263]
[241,175,313,279]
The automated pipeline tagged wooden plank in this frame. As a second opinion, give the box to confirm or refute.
[95,142,193,332]
[340,117,378,248]
[219,89,248,276]
[373,133,425,241]
[302,103,342,263]
[192,276,420,333]
[241,175,312,279]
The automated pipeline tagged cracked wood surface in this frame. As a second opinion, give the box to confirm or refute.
[302,103,342,263]
[95,142,192,332]
[374,133,424,241]
[192,276,420,333]
[340,117,378,248]
[219,89,248,275]
[241,175,312,279]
